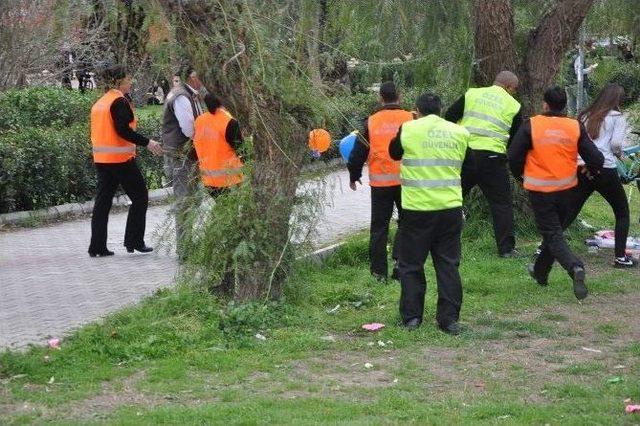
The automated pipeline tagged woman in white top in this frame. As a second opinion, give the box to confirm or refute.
[567,84,633,267]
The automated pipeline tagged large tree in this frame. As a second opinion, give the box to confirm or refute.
[472,0,596,114]
[156,0,319,301]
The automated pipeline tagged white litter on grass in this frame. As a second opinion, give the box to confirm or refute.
[364,362,373,369]
[581,347,602,353]
[255,333,267,341]
[48,377,55,384]
[320,335,336,342]
[614,365,626,369]
[393,378,399,383]
[326,304,340,314]
[377,340,386,347]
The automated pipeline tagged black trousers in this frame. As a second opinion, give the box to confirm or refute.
[370,186,402,277]
[89,159,149,252]
[398,208,463,327]
[462,149,515,255]
[564,168,630,258]
[530,190,583,280]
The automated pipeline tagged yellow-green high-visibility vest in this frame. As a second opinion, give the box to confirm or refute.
[460,85,520,154]
[400,114,470,211]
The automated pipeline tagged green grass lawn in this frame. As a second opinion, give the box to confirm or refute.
[1,188,639,425]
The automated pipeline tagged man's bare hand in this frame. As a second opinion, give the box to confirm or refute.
[147,140,163,156]
[349,180,361,191]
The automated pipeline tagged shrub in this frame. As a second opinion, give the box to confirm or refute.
[588,58,640,105]
[0,87,96,131]
[0,120,164,214]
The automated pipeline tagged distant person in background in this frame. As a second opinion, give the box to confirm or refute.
[172,73,181,88]
[88,64,163,257]
[564,84,635,268]
[566,42,598,116]
[146,81,164,105]
[162,65,207,258]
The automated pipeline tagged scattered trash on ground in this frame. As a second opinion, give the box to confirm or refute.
[585,230,640,250]
[364,362,373,369]
[320,335,336,342]
[48,377,55,384]
[255,333,266,341]
[607,376,624,384]
[47,338,60,349]
[625,404,640,414]
[581,346,602,353]
[393,378,399,383]
[377,340,386,347]
[614,365,626,369]
[326,304,340,315]
[362,323,385,331]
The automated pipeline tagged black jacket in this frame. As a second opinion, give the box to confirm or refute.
[110,97,149,147]
[507,110,604,181]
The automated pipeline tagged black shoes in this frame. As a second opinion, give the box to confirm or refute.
[439,321,461,336]
[404,318,422,330]
[528,264,548,286]
[125,245,154,254]
[571,266,588,300]
[88,249,114,258]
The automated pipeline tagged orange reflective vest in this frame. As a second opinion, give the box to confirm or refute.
[367,108,413,186]
[90,90,137,163]
[193,108,244,188]
[523,115,580,193]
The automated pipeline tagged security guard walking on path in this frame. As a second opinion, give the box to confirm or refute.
[348,82,413,280]
[389,93,470,334]
[193,93,244,197]
[88,64,163,257]
[508,86,604,300]
[445,71,522,258]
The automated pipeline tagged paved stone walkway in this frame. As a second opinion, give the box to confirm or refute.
[0,169,373,349]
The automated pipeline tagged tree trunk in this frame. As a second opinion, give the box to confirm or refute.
[157,0,313,302]
[519,0,596,115]
[472,0,595,114]
[471,0,517,86]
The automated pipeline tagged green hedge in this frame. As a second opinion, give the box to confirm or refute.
[588,58,640,105]
[0,87,97,131]
[0,88,164,214]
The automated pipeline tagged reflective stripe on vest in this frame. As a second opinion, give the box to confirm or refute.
[523,115,580,193]
[92,146,137,154]
[460,86,520,154]
[201,167,244,177]
[369,173,400,183]
[367,108,413,187]
[90,89,137,163]
[399,115,469,211]
[401,178,461,187]
[193,108,244,188]
[465,126,509,141]
[523,174,577,188]
[463,111,511,132]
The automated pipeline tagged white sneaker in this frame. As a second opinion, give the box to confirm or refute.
[614,255,635,268]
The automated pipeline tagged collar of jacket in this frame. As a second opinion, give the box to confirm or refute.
[373,103,402,113]
[543,110,567,117]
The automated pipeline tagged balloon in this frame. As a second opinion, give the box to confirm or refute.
[308,128,331,153]
[339,131,358,162]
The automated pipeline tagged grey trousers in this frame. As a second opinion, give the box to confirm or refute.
[164,153,197,255]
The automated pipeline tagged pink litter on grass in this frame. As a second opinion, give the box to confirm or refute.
[362,323,385,331]
[48,338,60,349]
[626,404,640,414]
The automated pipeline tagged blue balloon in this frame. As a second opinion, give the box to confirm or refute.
[339,132,357,162]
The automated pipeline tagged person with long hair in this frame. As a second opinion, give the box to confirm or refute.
[88,64,163,257]
[567,84,634,268]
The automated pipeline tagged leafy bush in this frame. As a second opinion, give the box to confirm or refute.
[0,118,164,214]
[0,87,97,131]
[588,58,640,105]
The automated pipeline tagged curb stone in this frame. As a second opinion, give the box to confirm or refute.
[0,159,344,226]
